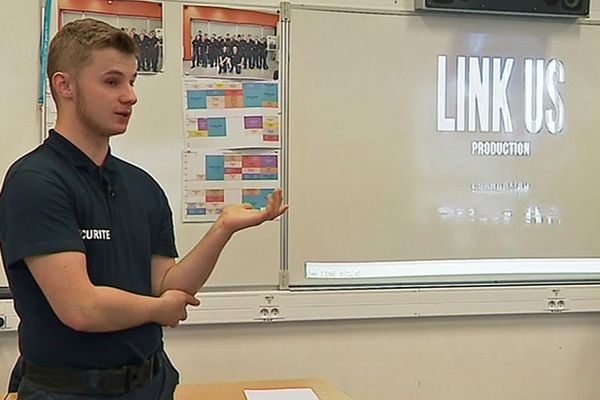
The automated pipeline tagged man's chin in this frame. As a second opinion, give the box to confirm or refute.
[108,126,129,136]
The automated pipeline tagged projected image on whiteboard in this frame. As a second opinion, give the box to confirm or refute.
[433,55,566,229]
[286,11,600,284]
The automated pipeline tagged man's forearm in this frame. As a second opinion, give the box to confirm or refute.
[159,219,233,295]
[69,286,163,332]
[157,191,287,295]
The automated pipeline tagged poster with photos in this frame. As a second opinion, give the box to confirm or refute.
[58,0,165,73]
[182,4,279,80]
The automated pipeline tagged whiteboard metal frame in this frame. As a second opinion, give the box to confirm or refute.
[279,2,292,290]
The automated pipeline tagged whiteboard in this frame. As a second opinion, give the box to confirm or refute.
[285,6,600,286]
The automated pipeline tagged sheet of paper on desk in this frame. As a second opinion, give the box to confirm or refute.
[244,388,320,400]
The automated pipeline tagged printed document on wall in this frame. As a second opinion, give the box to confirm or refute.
[183,149,280,222]
[244,388,320,400]
[182,77,279,149]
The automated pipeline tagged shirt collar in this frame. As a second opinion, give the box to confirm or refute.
[45,129,117,172]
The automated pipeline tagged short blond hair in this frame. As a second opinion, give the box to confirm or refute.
[47,18,138,102]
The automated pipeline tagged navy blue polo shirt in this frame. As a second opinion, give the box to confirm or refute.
[0,130,178,369]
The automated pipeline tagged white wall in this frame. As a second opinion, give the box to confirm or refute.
[163,314,600,399]
[4,313,600,399]
[3,1,600,399]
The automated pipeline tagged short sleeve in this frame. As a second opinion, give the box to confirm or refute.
[0,169,85,267]
[151,188,178,258]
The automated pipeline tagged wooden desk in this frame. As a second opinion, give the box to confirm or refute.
[175,378,351,400]
[5,378,351,400]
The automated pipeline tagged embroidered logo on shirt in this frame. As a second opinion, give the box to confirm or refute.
[80,229,112,240]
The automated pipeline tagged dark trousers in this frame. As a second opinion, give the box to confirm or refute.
[9,351,179,400]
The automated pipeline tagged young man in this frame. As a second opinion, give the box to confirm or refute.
[0,18,287,399]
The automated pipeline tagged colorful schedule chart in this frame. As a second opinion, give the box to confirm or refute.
[182,77,279,149]
[182,150,280,222]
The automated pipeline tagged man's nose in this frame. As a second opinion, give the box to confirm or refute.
[122,84,137,105]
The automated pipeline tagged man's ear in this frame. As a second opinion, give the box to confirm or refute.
[51,71,75,100]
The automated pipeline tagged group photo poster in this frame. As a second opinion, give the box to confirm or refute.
[182,4,279,80]
[58,0,165,74]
